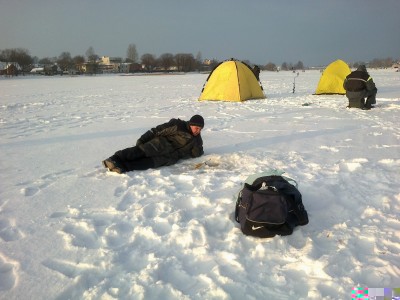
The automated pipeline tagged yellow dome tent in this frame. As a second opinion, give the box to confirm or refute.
[314,59,351,95]
[199,59,265,102]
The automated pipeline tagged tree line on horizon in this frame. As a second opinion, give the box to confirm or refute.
[0,45,212,73]
[0,44,397,74]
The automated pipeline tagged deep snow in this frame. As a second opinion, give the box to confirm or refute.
[0,69,399,299]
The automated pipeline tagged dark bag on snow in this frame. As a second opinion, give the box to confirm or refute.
[235,175,309,238]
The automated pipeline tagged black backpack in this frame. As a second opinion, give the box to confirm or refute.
[235,175,309,238]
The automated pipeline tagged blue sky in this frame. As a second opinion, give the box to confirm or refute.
[1,0,399,66]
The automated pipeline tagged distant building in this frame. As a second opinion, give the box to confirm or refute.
[129,63,143,73]
[76,62,98,74]
[43,64,62,75]
[30,67,44,74]
[119,63,131,73]
[0,62,22,76]
[98,56,122,73]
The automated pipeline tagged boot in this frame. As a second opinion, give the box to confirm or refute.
[102,157,126,174]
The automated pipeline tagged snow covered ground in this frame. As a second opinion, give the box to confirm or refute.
[0,69,399,299]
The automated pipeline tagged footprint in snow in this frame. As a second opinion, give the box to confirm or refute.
[0,218,24,242]
[0,253,19,291]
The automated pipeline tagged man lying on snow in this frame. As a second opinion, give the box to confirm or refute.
[102,115,204,174]
[343,65,377,110]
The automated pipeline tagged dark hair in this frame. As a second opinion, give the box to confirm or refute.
[189,115,204,128]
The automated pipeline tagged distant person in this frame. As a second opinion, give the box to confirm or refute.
[343,65,377,110]
[253,65,260,81]
[102,115,204,173]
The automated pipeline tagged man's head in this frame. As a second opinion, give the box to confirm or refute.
[357,65,367,72]
[189,114,204,136]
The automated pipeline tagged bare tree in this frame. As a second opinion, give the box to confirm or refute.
[85,46,98,62]
[38,57,54,65]
[195,51,202,71]
[141,53,156,72]
[126,44,138,63]
[158,53,175,71]
[0,48,33,70]
[369,57,394,68]
[57,52,72,71]
[264,62,277,71]
[84,47,99,74]
[383,57,394,68]
[174,53,195,72]
[294,61,304,70]
[281,62,294,71]
[73,55,85,65]
[209,59,220,70]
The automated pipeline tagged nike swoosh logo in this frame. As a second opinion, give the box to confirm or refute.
[252,226,263,230]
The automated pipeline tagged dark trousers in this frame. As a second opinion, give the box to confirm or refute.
[347,88,377,109]
[365,89,377,107]
[113,146,155,171]
[348,98,364,108]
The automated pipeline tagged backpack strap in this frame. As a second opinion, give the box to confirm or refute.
[243,182,263,191]
[281,175,298,188]
[234,190,242,223]
[244,169,285,185]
